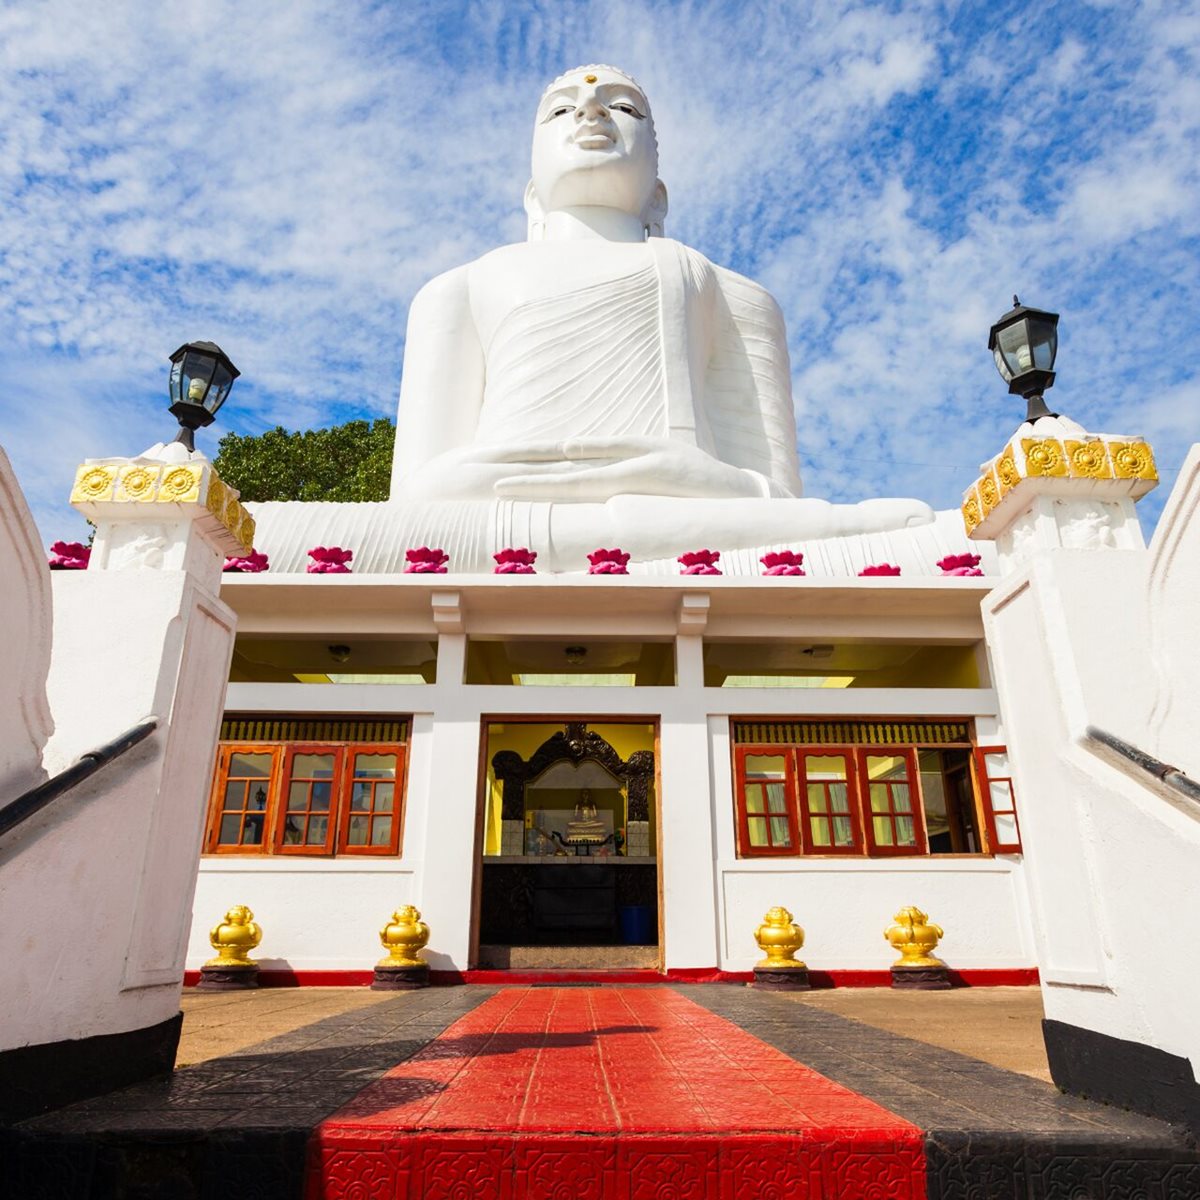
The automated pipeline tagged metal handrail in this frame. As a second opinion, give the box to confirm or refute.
[1085,725,1200,807]
[0,717,159,841]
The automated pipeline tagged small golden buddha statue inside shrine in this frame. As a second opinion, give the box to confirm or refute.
[565,789,608,845]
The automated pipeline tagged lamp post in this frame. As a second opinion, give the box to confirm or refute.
[167,340,240,451]
[988,297,1059,423]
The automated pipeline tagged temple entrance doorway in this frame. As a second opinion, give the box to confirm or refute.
[474,720,660,970]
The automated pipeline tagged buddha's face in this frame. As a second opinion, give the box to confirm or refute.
[531,68,659,221]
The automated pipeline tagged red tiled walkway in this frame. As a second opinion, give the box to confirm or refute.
[306,987,923,1198]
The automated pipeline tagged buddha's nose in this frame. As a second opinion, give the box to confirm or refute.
[576,95,608,121]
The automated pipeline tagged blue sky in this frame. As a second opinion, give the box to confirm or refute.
[2,0,1198,542]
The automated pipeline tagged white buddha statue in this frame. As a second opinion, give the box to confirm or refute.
[382,65,931,568]
[252,66,947,574]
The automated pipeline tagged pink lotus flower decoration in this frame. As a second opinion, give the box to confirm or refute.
[761,550,805,576]
[587,548,630,575]
[404,546,448,574]
[860,563,901,576]
[307,546,353,574]
[937,552,984,577]
[223,550,269,573]
[48,541,90,570]
[679,549,721,576]
[494,547,536,574]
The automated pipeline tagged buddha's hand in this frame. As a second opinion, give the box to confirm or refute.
[492,437,769,501]
[393,442,582,502]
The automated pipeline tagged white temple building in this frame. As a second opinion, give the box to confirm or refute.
[175,65,1157,985]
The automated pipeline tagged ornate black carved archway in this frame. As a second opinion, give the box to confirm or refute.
[491,722,655,822]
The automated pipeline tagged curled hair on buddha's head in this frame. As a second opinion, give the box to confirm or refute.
[527,64,667,241]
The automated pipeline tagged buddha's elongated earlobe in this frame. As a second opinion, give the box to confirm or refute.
[644,179,668,238]
[524,179,546,242]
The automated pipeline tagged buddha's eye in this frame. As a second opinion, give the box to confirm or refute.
[548,104,573,120]
[611,102,645,119]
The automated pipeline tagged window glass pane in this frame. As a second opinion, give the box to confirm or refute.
[230,753,272,777]
[873,816,893,845]
[989,780,1013,811]
[896,815,916,845]
[807,784,828,813]
[994,813,1019,842]
[218,815,241,843]
[293,753,335,778]
[984,750,1010,775]
[810,818,831,847]
[311,780,332,810]
[306,815,328,845]
[347,815,369,845]
[828,783,849,813]
[355,753,396,778]
[832,815,854,845]
[249,785,269,812]
[242,814,264,845]
[745,754,786,778]
[351,782,371,811]
[281,815,303,844]
[288,782,308,810]
[869,783,888,813]
[374,782,395,813]
[223,781,245,810]
[747,818,768,847]
[769,816,791,846]
[805,756,846,779]
[370,816,393,846]
[867,754,907,780]
[765,783,787,813]
[744,785,765,814]
[892,783,912,813]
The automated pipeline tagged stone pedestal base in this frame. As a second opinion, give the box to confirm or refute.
[753,965,811,991]
[197,963,259,991]
[891,964,952,990]
[372,962,430,990]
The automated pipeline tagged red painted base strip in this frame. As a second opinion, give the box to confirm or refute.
[184,966,1039,988]
[305,986,926,1199]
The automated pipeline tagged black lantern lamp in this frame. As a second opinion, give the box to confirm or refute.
[988,297,1060,422]
[167,340,240,451]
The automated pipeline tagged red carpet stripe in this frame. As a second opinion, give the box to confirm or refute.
[306,986,924,1198]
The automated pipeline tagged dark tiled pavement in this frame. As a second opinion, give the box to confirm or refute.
[687,986,1200,1199]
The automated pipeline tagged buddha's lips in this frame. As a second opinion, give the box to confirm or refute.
[573,130,614,148]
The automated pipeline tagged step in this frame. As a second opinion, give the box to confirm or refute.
[477,943,659,969]
[4,985,1197,1199]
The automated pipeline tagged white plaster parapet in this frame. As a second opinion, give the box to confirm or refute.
[962,414,1157,571]
[69,455,255,565]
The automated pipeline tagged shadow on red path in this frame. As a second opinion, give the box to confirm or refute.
[304,986,924,1199]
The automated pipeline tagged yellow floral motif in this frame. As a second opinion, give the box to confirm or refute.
[205,476,230,519]
[1108,440,1158,481]
[994,445,1020,495]
[1021,438,1068,478]
[237,512,256,552]
[116,464,160,502]
[961,488,982,535]
[1065,439,1111,479]
[158,464,203,503]
[70,464,116,503]
[978,471,1001,515]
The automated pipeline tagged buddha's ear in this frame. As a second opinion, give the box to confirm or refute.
[524,179,546,242]
[645,179,668,238]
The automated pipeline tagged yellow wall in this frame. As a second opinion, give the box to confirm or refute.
[482,721,657,855]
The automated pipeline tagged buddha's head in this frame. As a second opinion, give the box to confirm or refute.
[526,64,668,240]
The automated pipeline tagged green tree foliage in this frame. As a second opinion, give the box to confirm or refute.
[214,418,396,503]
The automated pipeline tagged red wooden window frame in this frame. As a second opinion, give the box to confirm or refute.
[857,747,927,856]
[206,744,283,854]
[974,745,1022,853]
[274,745,343,855]
[734,746,800,856]
[795,749,863,854]
[336,745,407,856]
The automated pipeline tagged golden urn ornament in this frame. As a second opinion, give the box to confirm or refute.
[197,904,262,990]
[205,904,262,966]
[752,906,811,990]
[373,905,431,989]
[885,905,952,990]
